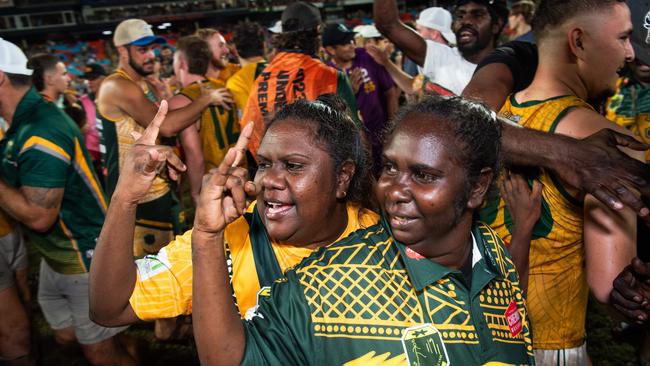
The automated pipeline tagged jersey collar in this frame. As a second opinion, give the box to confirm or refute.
[391,220,500,293]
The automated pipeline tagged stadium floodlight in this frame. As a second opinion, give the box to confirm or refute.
[102,30,112,35]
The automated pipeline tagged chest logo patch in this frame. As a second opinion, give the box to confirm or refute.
[401,324,449,366]
[505,300,522,337]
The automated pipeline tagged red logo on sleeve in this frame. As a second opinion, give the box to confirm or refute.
[505,300,522,337]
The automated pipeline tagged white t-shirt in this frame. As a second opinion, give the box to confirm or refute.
[419,40,477,95]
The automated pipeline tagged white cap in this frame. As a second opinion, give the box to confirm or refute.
[113,19,166,47]
[357,24,382,39]
[417,7,456,45]
[0,38,32,76]
[269,20,282,34]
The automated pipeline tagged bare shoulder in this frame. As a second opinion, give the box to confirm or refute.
[556,107,632,139]
[557,107,644,161]
[168,93,192,110]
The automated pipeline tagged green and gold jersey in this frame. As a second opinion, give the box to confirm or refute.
[97,69,169,200]
[130,202,379,320]
[0,122,16,237]
[481,94,592,350]
[178,79,239,171]
[606,76,650,162]
[241,220,535,365]
[0,88,107,274]
[226,60,268,120]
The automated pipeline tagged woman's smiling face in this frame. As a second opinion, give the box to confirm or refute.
[376,113,472,256]
[254,118,347,247]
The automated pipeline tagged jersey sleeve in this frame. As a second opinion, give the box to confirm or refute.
[335,71,362,127]
[240,271,316,365]
[130,229,194,320]
[475,41,539,94]
[17,134,72,188]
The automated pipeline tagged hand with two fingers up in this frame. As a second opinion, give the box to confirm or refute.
[193,122,257,237]
[113,100,187,204]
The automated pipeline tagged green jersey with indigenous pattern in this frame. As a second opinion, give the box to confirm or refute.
[606,75,650,162]
[0,88,107,274]
[241,220,535,365]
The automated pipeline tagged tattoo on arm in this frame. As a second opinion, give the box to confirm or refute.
[21,187,64,209]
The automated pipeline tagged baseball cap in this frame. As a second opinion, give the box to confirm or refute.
[81,64,106,80]
[322,23,356,47]
[269,20,283,34]
[113,19,166,47]
[455,0,509,26]
[0,38,33,76]
[281,1,322,33]
[357,24,383,39]
[417,7,456,44]
[630,0,650,65]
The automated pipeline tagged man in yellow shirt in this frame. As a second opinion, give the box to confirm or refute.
[227,21,268,120]
[479,0,641,363]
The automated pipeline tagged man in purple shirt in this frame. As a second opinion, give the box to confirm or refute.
[323,23,399,173]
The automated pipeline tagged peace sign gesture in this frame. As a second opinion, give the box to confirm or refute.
[115,100,187,204]
[193,122,255,236]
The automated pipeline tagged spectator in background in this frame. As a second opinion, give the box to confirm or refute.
[171,36,238,205]
[195,28,241,83]
[241,1,359,157]
[0,37,136,366]
[79,64,106,171]
[227,21,268,120]
[30,54,88,132]
[159,44,174,78]
[375,0,508,95]
[508,1,535,42]
[415,7,457,46]
[30,53,70,106]
[323,23,398,173]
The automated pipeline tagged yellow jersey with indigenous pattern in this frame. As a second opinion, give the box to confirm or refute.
[97,69,169,201]
[240,220,535,365]
[606,76,650,162]
[216,62,242,83]
[480,94,592,349]
[226,60,268,120]
[129,202,378,320]
[178,79,239,171]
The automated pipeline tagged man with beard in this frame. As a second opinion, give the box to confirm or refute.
[195,28,241,84]
[374,0,508,95]
[478,0,642,363]
[97,19,232,258]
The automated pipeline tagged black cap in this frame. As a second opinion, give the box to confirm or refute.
[322,23,356,47]
[630,0,650,66]
[281,2,322,32]
[81,64,106,80]
[455,0,509,25]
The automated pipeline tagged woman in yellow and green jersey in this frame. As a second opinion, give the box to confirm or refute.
[88,94,377,325]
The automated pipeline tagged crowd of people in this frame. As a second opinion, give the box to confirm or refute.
[1,0,650,365]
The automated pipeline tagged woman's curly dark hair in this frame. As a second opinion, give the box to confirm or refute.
[267,94,373,208]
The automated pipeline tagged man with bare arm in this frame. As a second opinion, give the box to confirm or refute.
[0,38,136,366]
[96,19,232,257]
